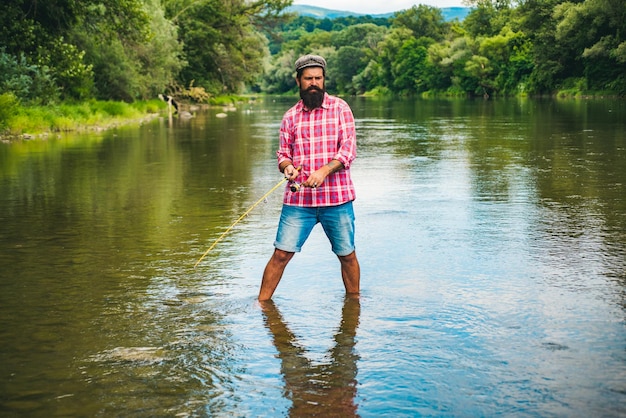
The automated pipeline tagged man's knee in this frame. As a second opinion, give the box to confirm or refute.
[272,248,295,264]
[338,251,358,264]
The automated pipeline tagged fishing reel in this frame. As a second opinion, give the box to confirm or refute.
[285,165,303,192]
[289,182,301,192]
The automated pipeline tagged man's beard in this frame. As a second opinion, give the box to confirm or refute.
[300,86,325,110]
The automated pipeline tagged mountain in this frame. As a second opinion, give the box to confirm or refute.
[286,5,470,21]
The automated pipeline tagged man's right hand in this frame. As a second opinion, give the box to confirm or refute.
[283,164,299,181]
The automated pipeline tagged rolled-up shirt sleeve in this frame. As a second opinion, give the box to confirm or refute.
[334,103,356,170]
[277,117,294,171]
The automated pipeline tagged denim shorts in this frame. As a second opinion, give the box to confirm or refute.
[274,201,356,256]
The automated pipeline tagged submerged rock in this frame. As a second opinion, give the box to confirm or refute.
[91,346,166,364]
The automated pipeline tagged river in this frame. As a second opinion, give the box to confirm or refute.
[1,97,625,417]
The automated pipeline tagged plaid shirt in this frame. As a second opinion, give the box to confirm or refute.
[277,93,357,207]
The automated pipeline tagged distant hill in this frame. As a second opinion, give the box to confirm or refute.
[286,5,470,21]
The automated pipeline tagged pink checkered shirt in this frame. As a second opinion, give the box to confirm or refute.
[277,93,357,207]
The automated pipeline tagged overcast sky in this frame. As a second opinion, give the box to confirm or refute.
[292,0,467,15]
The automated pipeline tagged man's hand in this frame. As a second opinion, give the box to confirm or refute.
[303,160,343,188]
[283,164,299,181]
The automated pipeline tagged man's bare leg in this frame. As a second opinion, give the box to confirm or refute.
[258,249,295,301]
[338,251,360,295]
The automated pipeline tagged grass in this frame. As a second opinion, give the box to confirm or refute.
[0,95,167,139]
[209,94,249,106]
[0,92,266,140]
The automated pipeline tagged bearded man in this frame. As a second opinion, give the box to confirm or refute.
[258,54,361,301]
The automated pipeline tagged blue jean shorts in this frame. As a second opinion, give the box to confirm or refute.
[274,201,356,256]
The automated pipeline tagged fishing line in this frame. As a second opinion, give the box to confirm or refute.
[193,176,288,268]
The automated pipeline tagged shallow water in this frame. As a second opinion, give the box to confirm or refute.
[1,97,625,417]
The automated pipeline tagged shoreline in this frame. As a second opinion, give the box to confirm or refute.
[0,98,243,143]
[1,113,164,143]
[2,93,621,143]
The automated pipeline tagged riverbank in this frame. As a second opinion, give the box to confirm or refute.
[0,98,169,142]
[0,94,258,142]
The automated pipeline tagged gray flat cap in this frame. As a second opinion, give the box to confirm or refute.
[295,54,326,71]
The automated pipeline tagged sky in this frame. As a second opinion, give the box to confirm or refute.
[292,0,467,15]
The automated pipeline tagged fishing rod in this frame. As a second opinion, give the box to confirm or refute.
[194,174,292,268]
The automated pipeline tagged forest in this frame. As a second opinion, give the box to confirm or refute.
[1,0,625,111]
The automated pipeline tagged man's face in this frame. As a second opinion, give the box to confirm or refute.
[297,67,325,110]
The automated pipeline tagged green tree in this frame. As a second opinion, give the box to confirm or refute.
[495,29,534,94]
[37,37,94,100]
[166,0,290,95]
[377,27,415,92]
[137,0,186,96]
[69,0,183,101]
[0,1,95,100]
[330,24,387,93]
[517,0,574,93]
[470,27,533,95]
[333,46,369,93]
[0,50,58,104]
[282,30,335,58]
[0,0,163,101]
[392,5,448,41]
[394,39,432,94]
[261,50,298,94]
[332,23,387,49]
[464,54,494,95]
[463,0,513,37]
[463,1,500,37]
[352,60,386,94]
[428,35,475,94]
[0,2,59,57]
[553,0,626,93]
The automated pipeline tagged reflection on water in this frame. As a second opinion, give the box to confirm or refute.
[261,297,360,417]
[0,97,625,416]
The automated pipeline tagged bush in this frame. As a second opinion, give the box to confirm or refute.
[51,116,75,132]
[131,100,166,113]
[0,50,59,104]
[37,38,94,101]
[11,107,50,133]
[0,93,19,131]
[174,81,211,103]
[0,99,165,138]
[93,101,133,117]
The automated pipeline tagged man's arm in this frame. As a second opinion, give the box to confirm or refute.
[303,159,344,188]
[321,159,344,176]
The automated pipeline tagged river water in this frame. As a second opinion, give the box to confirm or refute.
[1,97,625,417]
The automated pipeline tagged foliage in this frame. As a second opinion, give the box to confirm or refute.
[68,0,183,101]
[0,93,19,131]
[0,99,165,136]
[261,0,624,97]
[0,50,59,104]
[173,81,212,103]
[37,37,95,100]
[552,0,626,94]
[264,14,391,54]
[1,0,624,105]
[164,0,287,95]
[0,0,185,101]
[392,4,449,41]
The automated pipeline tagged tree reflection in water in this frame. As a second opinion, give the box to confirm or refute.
[261,297,361,417]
